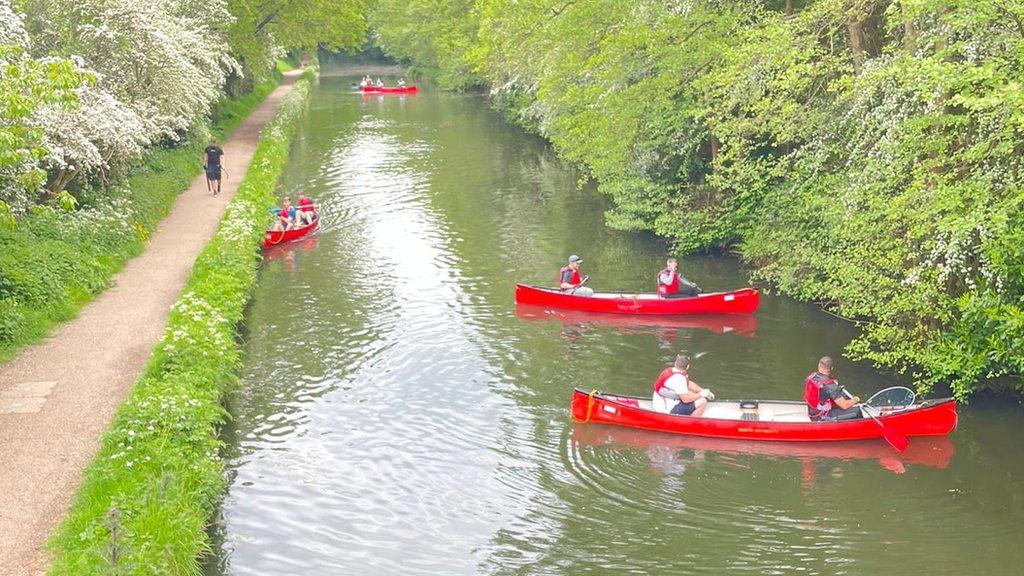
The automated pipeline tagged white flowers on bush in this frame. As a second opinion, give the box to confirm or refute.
[22,0,240,192]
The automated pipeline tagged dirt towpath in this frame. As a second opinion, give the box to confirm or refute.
[0,70,303,576]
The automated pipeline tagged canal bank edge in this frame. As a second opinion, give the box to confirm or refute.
[45,69,315,576]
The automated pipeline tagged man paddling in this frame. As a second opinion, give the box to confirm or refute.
[657,258,700,298]
[559,255,593,296]
[203,136,225,196]
[804,356,862,421]
[652,354,714,417]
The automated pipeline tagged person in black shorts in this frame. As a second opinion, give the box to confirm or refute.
[204,137,225,195]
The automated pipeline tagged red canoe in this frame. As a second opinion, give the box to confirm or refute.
[515,304,758,336]
[263,214,320,250]
[361,85,418,94]
[571,424,955,472]
[571,388,957,443]
[515,284,760,315]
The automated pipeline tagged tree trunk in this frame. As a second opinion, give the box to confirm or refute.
[785,0,793,17]
[847,16,864,74]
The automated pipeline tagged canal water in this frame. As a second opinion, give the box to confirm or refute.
[206,71,1024,575]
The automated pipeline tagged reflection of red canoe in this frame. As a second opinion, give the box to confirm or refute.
[514,284,759,315]
[262,236,319,262]
[262,216,319,250]
[571,388,957,443]
[361,85,418,94]
[515,304,757,335]
[571,424,954,472]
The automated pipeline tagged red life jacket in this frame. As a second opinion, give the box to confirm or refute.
[558,266,582,288]
[657,268,680,296]
[297,196,314,211]
[653,366,687,397]
[804,371,836,418]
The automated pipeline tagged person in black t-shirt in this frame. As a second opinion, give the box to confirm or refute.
[203,137,225,195]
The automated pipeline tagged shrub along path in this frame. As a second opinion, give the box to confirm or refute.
[0,69,304,576]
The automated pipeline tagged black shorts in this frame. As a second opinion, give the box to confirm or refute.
[671,401,697,416]
[205,165,221,180]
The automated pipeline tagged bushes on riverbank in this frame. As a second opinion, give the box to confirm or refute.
[369,1,1024,398]
[46,71,313,575]
[0,75,280,364]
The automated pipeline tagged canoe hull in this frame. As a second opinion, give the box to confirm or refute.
[514,284,760,315]
[361,85,418,94]
[570,388,958,443]
[263,218,319,250]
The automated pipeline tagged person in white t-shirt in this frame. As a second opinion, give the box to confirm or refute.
[651,354,714,416]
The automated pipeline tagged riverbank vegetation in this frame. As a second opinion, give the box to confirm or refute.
[47,71,313,576]
[369,0,1024,398]
[0,0,365,361]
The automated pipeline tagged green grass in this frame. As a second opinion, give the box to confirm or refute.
[46,70,314,575]
[0,74,283,366]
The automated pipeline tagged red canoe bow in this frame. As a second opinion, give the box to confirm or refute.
[571,388,957,444]
[514,284,760,315]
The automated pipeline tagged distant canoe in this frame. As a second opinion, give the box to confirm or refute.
[361,85,418,94]
[514,284,760,315]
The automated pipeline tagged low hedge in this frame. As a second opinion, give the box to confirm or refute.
[0,75,281,364]
[46,71,313,575]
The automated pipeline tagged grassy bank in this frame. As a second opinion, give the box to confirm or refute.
[46,69,314,575]
[0,74,281,365]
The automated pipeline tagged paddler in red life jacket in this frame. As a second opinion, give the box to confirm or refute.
[657,258,700,298]
[804,356,862,421]
[271,198,294,231]
[295,192,317,226]
[559,254,594,297]
[652,354,715,417]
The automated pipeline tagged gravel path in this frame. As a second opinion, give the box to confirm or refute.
[0,70,302,576]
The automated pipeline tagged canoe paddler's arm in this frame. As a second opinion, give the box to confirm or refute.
[834,395,859,410]
[679,379,707,403]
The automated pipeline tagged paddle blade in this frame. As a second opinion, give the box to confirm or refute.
[882,426,910,453]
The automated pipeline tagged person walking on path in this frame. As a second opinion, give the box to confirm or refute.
[204,136,226,195]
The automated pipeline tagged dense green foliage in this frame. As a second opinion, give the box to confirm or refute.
[47,71,312,576]
[0,75,279,364]
[228,0,367,77]
[369,0,1024,398]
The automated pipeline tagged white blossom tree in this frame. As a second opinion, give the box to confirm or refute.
[21,0,239,193]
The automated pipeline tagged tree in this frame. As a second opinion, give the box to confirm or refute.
[0,1,83,213]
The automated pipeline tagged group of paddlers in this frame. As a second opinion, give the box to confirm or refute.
[557,253,863,423]
[271,193,319,231]
[358,75,407,87]
[557,254,699,299]
[651,354,862,422]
